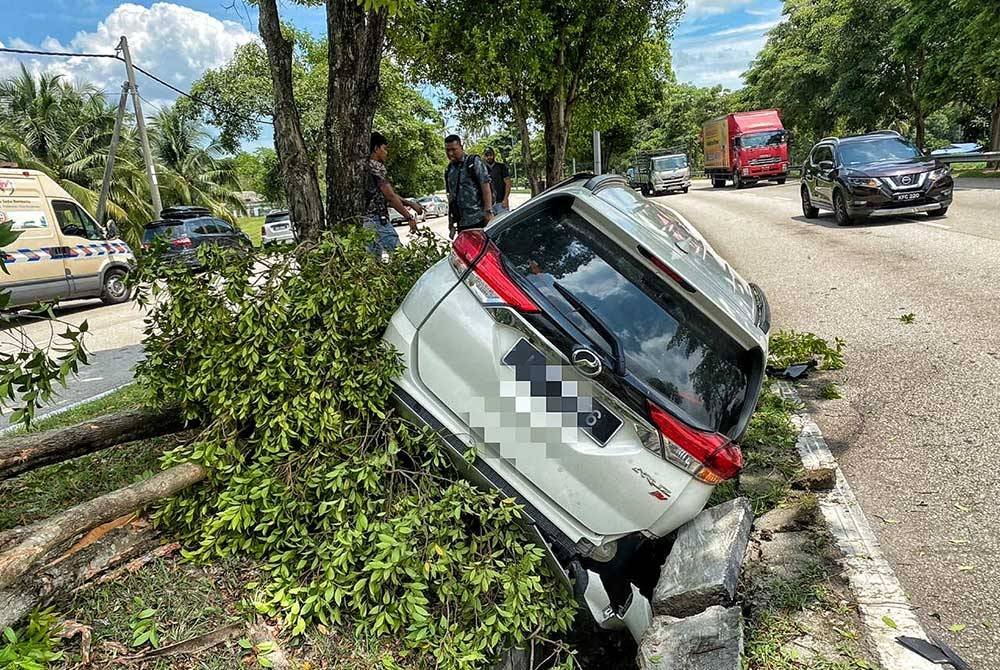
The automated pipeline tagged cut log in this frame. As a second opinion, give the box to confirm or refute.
[0,462,206,590]
[0,520,160,629]
[0,406,187,482]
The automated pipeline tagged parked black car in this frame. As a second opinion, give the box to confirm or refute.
[142,206,251,267]
[800,131,954,226]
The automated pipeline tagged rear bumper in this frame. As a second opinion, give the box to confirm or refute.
[392,382,654,641]
[263,230,295,245]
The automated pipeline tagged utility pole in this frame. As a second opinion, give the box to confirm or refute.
[96,82,130,227]
[118,35,162,218]
[593,130,602,175]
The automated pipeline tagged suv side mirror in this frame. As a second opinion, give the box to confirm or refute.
[818,160,834,171]
[104,220,119,239]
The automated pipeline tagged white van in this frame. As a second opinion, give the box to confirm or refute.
[0,167,134,309]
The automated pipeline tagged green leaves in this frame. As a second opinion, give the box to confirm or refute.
[128,598,161,649]
[140,232,576,669]
[0,610,64,669]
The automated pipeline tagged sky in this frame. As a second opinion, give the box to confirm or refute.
[0,0,783,143]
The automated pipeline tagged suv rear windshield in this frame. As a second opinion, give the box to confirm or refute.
[493,206,751,433]
[265,212,290,223]
[143,221,187,243]
[838,137,921,166]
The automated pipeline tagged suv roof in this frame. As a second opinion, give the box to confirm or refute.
[160,205,212,220]
[817,130,903,145]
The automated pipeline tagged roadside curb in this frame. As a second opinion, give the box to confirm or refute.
[776,382,937,670]
[0,381,135,436]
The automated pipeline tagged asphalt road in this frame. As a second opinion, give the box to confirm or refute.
[657,177,1000,669]
[0,298,146,428]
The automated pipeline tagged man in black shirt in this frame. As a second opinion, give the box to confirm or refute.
[364,131,423,255]
[484,147,512,214]
[445,134,493,236]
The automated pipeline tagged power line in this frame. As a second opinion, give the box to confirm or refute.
[0,45,274,127]
[127,61,273,126]
[0,46,119,60]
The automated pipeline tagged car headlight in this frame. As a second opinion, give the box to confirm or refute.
[847,176,879,188]
[929,166,951,181]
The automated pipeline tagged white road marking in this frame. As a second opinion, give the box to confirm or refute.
[777,382,938,670]
[79,377,105,382]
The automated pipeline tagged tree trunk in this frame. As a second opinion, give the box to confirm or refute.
[0,462,205,590]
[0,520,159,630]
[989,96,1000,170]
[510,90,542,195]
[325,0,388,233]
[0,406,185,482]
[258,0,325,241]
[543,92,572,187]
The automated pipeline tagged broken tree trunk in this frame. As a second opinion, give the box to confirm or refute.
[0,406,186,482]
[0,519,160,630]
[0,462,206,590]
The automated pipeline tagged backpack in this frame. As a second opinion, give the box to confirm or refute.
[446,154,486,209]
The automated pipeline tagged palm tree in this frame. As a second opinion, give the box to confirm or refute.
[0,68,245,244]
[149,105,244,223]
[0,66,152,242]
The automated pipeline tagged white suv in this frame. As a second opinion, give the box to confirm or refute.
[383,174,770,639]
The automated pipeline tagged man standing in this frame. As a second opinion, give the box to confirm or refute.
[445,134,493,237]
[365,131,423,255]
[484,147,512,214]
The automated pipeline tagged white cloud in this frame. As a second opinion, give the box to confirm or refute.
[672,34,769,89]
[0,2,255,107]
[683,0,755,19]
[746,7,779,16]
[710,19,780,37]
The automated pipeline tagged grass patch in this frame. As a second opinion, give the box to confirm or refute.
[55,557,250,670]
[0,436,169,531]
[898,312,916,325]
[236,216,264,247]
[4,383,148,436]
[952,162,1000,179]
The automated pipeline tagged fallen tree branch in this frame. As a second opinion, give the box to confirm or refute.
[82,540,181,591]
[0,406,187,482]
[121,623,244,662]
[0,462,206,590]
[249,620,292,669]
[0,520,160,629]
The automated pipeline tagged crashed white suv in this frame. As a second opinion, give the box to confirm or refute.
[383,174,770,639]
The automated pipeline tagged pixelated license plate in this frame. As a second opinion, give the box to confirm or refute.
[501,338,623,445]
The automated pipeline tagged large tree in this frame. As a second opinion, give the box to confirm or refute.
[401,0,682,188]
[257,0,326,241]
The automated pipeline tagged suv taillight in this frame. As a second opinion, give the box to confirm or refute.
[450,229,539,313]
[171,236,193,249]
[647,401,742,484]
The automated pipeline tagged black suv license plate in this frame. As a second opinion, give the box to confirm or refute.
[502,339,623,446]
[896,192,921,201]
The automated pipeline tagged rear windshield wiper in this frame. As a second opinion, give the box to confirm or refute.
[553,281,626,376]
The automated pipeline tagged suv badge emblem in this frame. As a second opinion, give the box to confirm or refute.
[901,174,913,185]
[571,347,602,377]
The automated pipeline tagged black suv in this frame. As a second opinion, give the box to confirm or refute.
[142,206,251,268]
[800,131,954,226]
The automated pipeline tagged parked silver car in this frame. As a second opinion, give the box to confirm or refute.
[383,174,770,639]
[417,195,449,219]
[261,210,295,247]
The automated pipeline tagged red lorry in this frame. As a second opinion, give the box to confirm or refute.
[702,110,790,189]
